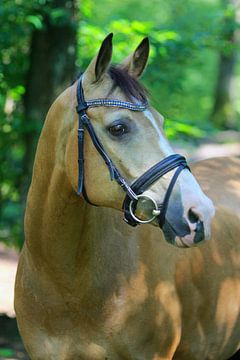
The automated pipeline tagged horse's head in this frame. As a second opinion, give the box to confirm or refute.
[66,34,215,248]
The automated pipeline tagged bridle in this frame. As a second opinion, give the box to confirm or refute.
[76,75,190,228]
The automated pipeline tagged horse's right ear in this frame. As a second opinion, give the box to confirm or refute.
[84,33,113,83]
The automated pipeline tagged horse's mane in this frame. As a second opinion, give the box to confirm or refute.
[108,65,148,103]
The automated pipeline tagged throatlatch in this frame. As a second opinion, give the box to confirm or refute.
[76,75,190,228]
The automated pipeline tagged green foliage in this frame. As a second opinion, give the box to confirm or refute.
[0,347,15,357]
[78,0,239,126]
[0,0,240,247]
[164,119,206,141]
[0,0,78,247]
[0,1,30,247]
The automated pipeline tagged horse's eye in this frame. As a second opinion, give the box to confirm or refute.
[108,123,128,137]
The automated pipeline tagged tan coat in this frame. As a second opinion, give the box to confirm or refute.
[15,35,240,360]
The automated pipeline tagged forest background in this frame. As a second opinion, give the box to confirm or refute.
[1,0,240,248]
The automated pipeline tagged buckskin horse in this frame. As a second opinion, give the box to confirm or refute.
[15,34,240,360]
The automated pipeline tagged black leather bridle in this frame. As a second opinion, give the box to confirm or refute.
[76,75,190,228]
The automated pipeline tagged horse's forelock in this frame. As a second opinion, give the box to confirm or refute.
[108,65,148,102]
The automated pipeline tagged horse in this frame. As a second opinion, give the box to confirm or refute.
[14,34,240,360]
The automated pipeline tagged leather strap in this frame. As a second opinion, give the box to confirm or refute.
[76,76,138,202]
[123,155,189,227]
[75,75,190,227]
[80,113,138,201]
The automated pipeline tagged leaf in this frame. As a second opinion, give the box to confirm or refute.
[26,15,43,30]
[0,347,15,357]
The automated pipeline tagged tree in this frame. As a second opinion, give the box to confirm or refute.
[21,0,79,198]
[0,0,79,247]
[211,0,240,129]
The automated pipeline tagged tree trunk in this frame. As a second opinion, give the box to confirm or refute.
[211,0,240,129]
[21,0,78,197]
[18,0,78,245]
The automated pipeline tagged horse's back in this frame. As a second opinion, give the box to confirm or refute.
[173,156,240,359]
[191,156,240,215]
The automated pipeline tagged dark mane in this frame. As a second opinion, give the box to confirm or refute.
[108,65,148,103]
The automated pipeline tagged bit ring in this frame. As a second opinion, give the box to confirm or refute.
[129,194,160,224]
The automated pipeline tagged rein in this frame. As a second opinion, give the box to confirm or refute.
[76,75,190,227]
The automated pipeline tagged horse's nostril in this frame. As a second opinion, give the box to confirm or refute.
[188,209,199,224]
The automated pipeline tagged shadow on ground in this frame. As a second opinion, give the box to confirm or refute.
[0,315,29,360]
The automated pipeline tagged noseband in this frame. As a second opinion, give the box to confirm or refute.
[76,75,190,228]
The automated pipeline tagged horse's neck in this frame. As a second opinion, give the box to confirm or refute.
[25,160,140,288]
[22,85,141,296]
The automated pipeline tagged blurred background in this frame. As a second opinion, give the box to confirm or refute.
[0,0,239,359]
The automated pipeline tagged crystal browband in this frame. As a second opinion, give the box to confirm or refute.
[86,99,148,111]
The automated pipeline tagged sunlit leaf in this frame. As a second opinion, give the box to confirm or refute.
[26,15,43,29]
[0,347,15,357]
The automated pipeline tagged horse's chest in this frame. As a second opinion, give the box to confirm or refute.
[39,281,182,359]
[91,280,182,359]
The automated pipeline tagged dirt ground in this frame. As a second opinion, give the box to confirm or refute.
[0,135,239,360]
[0,245,29,360]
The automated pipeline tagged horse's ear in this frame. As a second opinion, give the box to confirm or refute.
[84,33,113,83]
[121,37,150,78]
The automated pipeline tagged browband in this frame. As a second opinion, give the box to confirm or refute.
[76,75,190,227]
[86,99,148,111]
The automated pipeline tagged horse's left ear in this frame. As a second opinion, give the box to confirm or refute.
[121,37,150,78]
